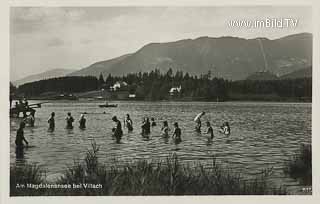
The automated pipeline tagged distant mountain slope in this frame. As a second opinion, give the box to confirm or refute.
[246,71,278,80]
[69,54,131,77]
[280,66,312,79]
[13,68,75,86]
[68,33,312,81]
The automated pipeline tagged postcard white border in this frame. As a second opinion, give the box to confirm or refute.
[1,0,319,204]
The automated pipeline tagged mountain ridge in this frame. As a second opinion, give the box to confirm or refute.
[13,68,75,86]
[68,32,312,80]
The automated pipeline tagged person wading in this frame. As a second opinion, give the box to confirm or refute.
[48,112,55,131]
[124,114,133,132]
[194,111,205,133]
[15,122,28,148]
[65,112,74,129]
[79,114,86,129]
[112,116,123,143]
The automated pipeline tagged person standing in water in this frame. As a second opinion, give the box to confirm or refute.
[79,114,86,129]
[15,122,28,148]
[48,112,55,131]
[65,112,74,129]
[23,113,35,127]
[219,122,231,136]
[172,122,182,144]
[206,121,214,140]
[141,117,151,135]
[161,121,170,137]
[194,111,205,133]
[223,122,231,136]
[112,116,123,143]
[124,114,133,132]
[151,118,156,127]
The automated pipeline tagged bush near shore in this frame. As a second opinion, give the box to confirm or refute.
[11,142,287,196]
[284,144,312,185]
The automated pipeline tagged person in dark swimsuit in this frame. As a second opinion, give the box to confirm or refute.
[172,122,182,144]
[151,117,156,127]
[15,122,28,148]
[125,114,133,132]
[112,116,123,143]
[48,112,55,131]
[141,117,151,135]
[79,114,86,129]
[206,121,214,140]
[65,112,74,129]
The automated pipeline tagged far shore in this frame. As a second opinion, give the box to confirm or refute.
[12,98,312,104]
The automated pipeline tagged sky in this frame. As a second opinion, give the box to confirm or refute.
[10,6,312,81]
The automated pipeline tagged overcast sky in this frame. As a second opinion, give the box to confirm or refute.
[10,6,312,81]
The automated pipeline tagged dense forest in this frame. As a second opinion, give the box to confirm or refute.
[17,76,99,96]
[14,69,312,101]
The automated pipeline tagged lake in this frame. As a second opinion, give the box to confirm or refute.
[10,101,311,194]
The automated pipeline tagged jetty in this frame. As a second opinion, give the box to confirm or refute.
[10,101,47,118]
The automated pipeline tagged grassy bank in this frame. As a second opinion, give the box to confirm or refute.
[284,144,312,185]
[11,142,287,196]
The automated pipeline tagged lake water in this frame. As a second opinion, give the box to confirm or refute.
[10,101,311,194]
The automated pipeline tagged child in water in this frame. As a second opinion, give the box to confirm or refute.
[65,112,74,129]
[172,122,182,144]
[161,121,170,137]
[79,114,86,129]
[124,114,133,132]
[48,112,55,131]
[15,122,28,148]
[151,118,156,127]
[112,116,123,143]
[206,121,214,140]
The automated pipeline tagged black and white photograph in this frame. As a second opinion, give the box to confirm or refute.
[4,2,316,199]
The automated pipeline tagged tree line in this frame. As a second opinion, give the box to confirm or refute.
[17,76,99,96]
[14,69,312,101]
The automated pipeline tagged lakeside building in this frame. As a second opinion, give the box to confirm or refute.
[169,85,182,96]
[110,81,128,91]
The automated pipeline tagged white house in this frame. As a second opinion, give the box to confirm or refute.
[110,81,128,91]
[129,94,136,98]
[169,85,182,96]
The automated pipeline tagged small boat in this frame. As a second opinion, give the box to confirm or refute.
[98,103,118,108]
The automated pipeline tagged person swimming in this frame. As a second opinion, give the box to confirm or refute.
[172,122,182,144]
[48,112,55,131]
[112,116,123,143]
[161,121,170,137]
[65,112,74,129]
[194,111,205,133]
[124,114,133,132]
[79,114,86,129]
[151,117,156,127]
[206,121,214,140]
[15,122,28,148]
[219,122,231,136]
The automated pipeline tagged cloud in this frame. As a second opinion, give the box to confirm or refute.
[10,7,312,81]
[46,37,65,47]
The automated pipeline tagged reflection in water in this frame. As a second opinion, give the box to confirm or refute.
[15,146,25,160]
[10,101,311,194]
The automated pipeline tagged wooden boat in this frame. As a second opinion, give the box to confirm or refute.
[98,103,118,108]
